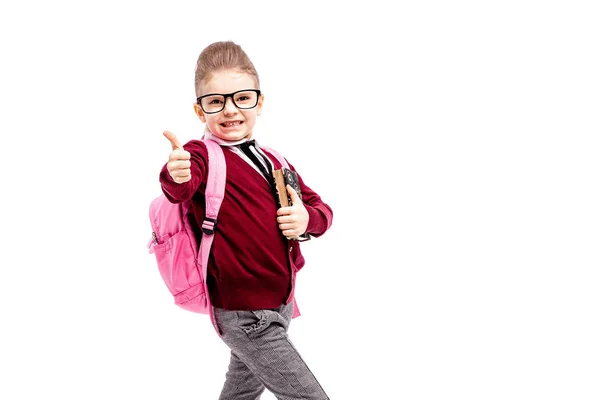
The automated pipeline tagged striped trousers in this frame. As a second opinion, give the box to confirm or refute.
[213,302,329,400]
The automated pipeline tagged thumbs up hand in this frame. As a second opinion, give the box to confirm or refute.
[164,130,192,184]
[276,185,309,239]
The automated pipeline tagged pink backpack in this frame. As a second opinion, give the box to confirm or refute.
[148,138,295,335]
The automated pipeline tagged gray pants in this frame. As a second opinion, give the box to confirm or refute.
[214,302,329,400]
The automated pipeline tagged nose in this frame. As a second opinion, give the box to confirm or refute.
[223,96,238,115]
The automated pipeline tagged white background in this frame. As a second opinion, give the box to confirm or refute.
[1,1,599,399]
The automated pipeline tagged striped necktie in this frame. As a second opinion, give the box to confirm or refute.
[238,140,273,183]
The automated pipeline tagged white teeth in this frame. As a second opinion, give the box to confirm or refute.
[224,121,239,127]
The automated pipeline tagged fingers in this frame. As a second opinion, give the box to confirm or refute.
[277,199,308,238]
[282,233,299,240]
[167,156,192,169]
[169,149,191,164]
[170,172,192,184]
[277,206,292,216]
[279,224,297,233]
[167,158,191,183]
[167,159,191,176]
[278,215,300,238]
[281,228,300,240]
[277,214,295,224]
[164,130,183,150]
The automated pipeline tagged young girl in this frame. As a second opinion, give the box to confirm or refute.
[159,41,333,400]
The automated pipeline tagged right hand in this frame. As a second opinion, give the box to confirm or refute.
[164,130,191,184]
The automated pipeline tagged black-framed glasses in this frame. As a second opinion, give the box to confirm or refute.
[196,89,261,114]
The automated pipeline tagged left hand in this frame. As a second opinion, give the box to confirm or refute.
[276,185,309,239]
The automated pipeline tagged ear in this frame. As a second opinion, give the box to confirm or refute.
[193,103,206,123]
[256,94,264,116]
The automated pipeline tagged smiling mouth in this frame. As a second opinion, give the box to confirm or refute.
[221,121,243,127]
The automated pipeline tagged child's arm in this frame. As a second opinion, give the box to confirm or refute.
[159,131,208,204]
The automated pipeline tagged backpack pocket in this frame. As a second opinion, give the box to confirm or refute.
[150,230,202,300]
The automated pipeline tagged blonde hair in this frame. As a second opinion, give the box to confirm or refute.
[194,41,260,97]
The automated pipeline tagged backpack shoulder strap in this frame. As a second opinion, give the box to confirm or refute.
[261,146,290,169]
[202,139,226,234]
[199,138,226,335]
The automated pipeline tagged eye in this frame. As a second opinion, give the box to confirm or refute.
[235,94,251,102]
[234,91,257,104]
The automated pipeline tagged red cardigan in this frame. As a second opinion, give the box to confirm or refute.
[159,140,333,310]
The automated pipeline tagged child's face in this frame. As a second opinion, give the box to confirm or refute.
[194,69,263,142]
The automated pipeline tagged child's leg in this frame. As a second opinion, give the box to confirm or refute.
[214,302,329,400]
[219,351,266,400]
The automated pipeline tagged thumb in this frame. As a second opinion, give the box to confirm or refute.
[163,130,182,150]
[286,184,300,203]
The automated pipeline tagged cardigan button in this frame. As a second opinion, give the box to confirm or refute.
[289,246,293,253]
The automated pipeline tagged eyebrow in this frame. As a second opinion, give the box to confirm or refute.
[199,89,259,97]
